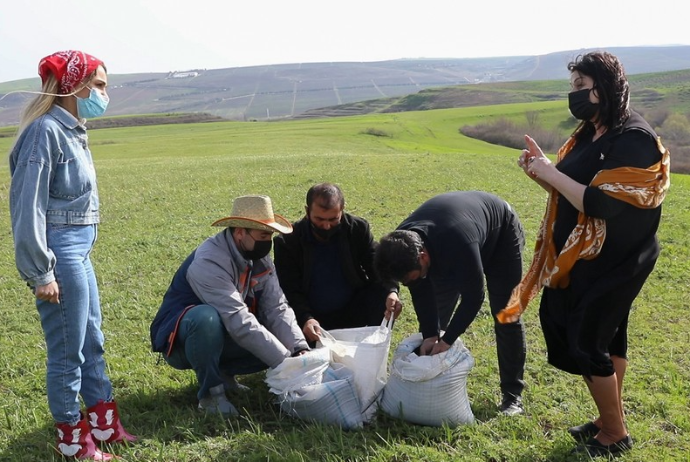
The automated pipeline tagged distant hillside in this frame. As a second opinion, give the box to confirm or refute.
[298,68,690,118]
[1,46,689,126]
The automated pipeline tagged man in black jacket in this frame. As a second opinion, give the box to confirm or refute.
[274,183,401,343]
[374,191,527,416]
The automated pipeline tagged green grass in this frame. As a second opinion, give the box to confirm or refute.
[1,104,689,461]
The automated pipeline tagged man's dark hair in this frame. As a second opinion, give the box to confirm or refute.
[306,182,345,211]
[568,51,630,139]
[374,230,424,283]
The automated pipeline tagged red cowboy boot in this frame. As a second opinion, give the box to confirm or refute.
[56,414,114,460]
[86,400,137,444]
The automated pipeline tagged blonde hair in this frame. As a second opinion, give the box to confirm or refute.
[21,78,60,123]
[8,65,104,163]
[8,75,61,158]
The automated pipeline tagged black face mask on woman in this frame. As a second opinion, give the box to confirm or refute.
[568,88,599,121]
[241,233,272,260]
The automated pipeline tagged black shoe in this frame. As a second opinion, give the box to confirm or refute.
[499,394,524,416]
[568,421,600,441]
[572,434,633,458]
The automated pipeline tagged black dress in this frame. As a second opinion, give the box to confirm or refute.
[539,112,664,378]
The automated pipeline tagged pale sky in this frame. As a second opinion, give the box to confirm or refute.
[1,0,688,83]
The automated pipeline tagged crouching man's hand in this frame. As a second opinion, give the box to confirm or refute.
[291,348,309,357]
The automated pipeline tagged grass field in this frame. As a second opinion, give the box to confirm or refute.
[0,103,688,461]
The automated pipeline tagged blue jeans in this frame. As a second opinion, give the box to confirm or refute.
[39,224,112,425]
[165,304,268,400]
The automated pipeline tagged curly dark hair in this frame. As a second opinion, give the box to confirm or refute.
[568,51,630,140]
[374,230,424,284]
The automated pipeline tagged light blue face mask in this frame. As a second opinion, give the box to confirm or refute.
[76,87,109,118]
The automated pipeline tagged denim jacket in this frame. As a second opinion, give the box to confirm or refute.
[9,105,99,287]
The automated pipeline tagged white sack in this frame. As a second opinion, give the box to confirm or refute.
[381,332,475,427]
[274,363,363,430]
[266,348,363,429]
[318,318,393,420]
[265,347,330,394]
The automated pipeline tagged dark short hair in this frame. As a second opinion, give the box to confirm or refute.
[374,230,424,283]
[568,51,630,138]
[306,182,345,210]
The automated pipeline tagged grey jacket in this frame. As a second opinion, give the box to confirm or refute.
[150,229,309,368]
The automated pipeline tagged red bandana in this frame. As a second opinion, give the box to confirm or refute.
[38,50,104,94]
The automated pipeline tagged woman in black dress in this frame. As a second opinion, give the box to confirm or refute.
[497,51,670,457]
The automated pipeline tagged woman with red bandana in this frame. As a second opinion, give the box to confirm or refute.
[8,51,136,460]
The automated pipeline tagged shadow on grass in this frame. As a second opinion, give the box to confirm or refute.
[0,424,59,462]
[1,374,595,461]
[124,372,484,460]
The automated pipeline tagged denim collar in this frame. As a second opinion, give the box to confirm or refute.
[48,105,84,130]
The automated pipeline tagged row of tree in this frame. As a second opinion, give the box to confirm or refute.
[461,110,688,174]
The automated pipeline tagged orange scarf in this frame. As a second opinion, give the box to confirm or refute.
[496,136,670,324]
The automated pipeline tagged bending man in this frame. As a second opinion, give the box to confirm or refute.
[374,190,526,415]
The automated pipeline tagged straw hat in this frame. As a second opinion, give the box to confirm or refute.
[212,195,293,234]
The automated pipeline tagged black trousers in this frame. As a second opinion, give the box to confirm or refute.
[435,212,526,397]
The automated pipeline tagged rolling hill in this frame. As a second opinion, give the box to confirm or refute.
[1,45,689,127]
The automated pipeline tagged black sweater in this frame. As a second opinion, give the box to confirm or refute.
[397,191,517,344]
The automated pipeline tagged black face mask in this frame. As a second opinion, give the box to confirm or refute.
[241,233,272,260]
[568,88,599,121]
[311,222,341,241]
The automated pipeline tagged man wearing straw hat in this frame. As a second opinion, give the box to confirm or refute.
[150,195,309,417]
